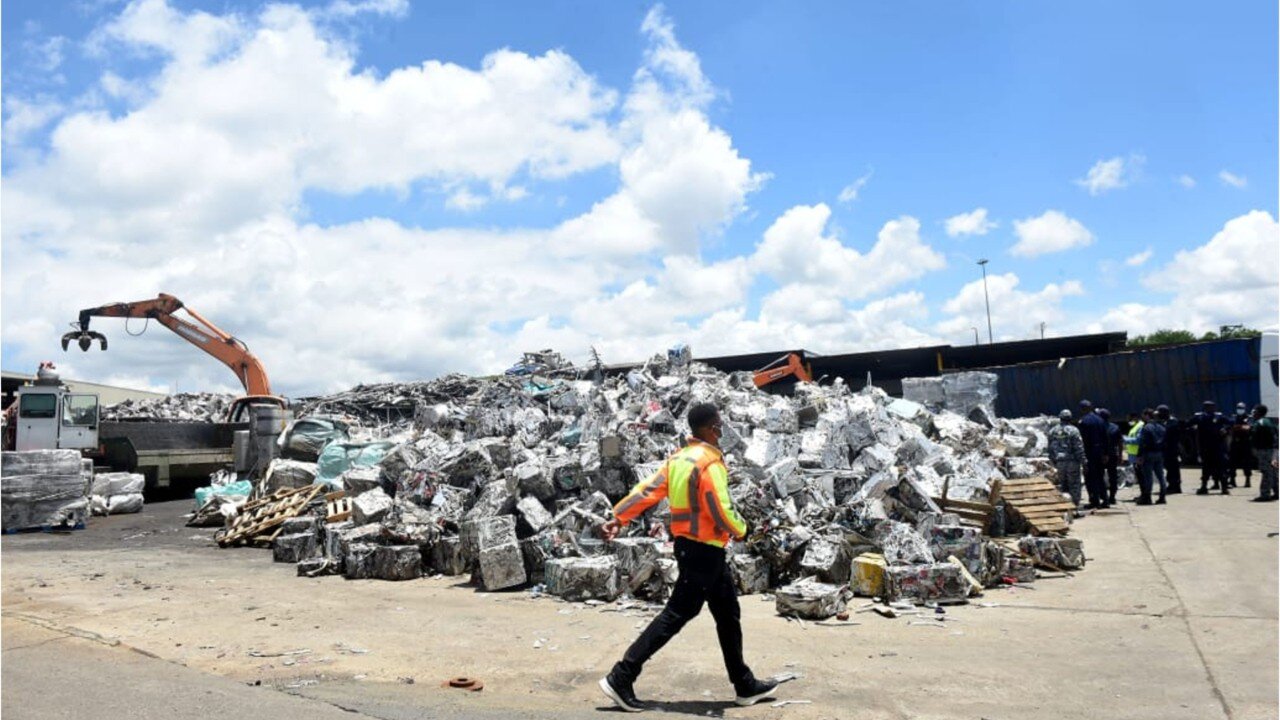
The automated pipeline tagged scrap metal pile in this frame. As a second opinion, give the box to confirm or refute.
[102,393,235,422]
[196,352,1085,620]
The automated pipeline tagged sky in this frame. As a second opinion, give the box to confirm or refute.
[2,0,1277,397]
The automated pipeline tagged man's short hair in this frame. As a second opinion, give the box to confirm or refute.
[687,402,720,432]
[1256,404,1270,416]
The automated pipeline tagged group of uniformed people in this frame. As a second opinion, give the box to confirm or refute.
[1048,399,1279,511]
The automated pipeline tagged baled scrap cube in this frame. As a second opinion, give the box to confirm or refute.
[516,496,554,535]
[431,536,467,576]
[928,525,986,580]
[730,554,771,596]
[1018,536,1085,570]
[477,542,527,590]
[775,578,847,620]
[851,552,887,597]
[340,466,383,496]
[544,556,620,601]
[280,515,321,537]
[343,543,379,580]
[372,545,423,581]
[352,487,393,525]
[885,563,969,604]
[464,480,515,521]
[515,462,556,502]
[612,537,662,587]
[272,532,319,564]
[799,537,850,584]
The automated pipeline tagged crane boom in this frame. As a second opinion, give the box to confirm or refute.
[62,293,275,398]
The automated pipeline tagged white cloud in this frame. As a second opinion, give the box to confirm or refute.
[0,0,778,394]
[1218,170,1248,189]
[750,204,946,300]
[837,170,872,203]
[319,0,409,19]
[937,273,1085,343]
[1088,211,1278,336]
[1177,174,1196,188]
[1076,154,1144,195]
[944,207,996,238]
[1124,248,1153,267]
[1010,210,1094,258]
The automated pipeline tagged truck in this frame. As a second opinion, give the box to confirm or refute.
[4,293,291,491]
[3,365,249,491]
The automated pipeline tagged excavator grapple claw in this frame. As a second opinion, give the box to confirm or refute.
[61,330,107,352]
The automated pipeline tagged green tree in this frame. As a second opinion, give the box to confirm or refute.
[1129,326,1261,346]
[1128,329,1197,346]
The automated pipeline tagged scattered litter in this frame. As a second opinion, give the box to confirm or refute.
[771,699,813,708]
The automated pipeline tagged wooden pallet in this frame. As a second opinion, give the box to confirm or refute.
[326,492,352,523]
[991,477,1071,536]
[217,485,323,547]
[932,477,994,532]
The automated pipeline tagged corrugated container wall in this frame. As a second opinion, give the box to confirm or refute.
[990,337,1262,420]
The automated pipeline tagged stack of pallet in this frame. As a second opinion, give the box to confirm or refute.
[991,477,1072,536]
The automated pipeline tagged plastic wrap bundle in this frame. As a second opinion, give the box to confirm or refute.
[89,472,145,516]
[278,416,349,461]
[262,459,319,493]
[2,450,91,531]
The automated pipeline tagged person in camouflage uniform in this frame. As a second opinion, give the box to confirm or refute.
[1047,409,1086,508]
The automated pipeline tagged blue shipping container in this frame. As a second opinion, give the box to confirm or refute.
[989,337,1261,420]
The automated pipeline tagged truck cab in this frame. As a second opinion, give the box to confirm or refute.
[1262,329,1278,419]
[11,383,100,452]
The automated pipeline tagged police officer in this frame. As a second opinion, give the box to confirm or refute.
[1098,408,1123,505]
[1135,408,1168,505]
[1228,402,1254,489]
[1157,405,1183,494]
[1189,400,1231,495]
[599,402,777,712]
[1048,409,1086,509]
[1078,400,1110,509]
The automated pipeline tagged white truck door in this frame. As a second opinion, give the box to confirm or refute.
[59,394,100,450]
[14,389,60,451]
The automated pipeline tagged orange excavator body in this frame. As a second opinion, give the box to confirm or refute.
[62,293,285,419]
[752,352,813,389]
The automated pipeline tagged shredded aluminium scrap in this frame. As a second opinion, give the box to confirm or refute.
[198,352,1080,618]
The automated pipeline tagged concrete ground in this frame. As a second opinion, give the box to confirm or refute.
[2,477,1276,720]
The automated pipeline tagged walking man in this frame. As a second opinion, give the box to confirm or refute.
[1158,405,1183,494]
[599,402,777,712]
[1048,409,1086,510]
[1250,405,1278,502]
[1135,408,1168,505]
[1078,400,1110,508]
[1190,401,1231,495]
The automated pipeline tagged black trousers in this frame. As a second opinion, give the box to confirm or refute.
[1200,450,1227,489]
[1164,454,1182,492]
[1084,456,1107,506]
[610,537,752,689]
[1104,459,1119,502]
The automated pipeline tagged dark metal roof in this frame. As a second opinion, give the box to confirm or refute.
[943,332,1128,369]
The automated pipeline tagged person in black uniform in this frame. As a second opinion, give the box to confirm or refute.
[1189,401,1231,495]
[1157,405,1183,494]
[1227,402,1254,489]
[1098,408,1123,505]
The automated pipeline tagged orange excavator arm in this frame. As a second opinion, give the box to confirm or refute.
[62,293,275,398]
[753,352,813,389]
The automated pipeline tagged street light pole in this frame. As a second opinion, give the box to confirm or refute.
[977,258,993,344]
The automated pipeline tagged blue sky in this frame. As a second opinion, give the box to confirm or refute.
[2,0,1276,396]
